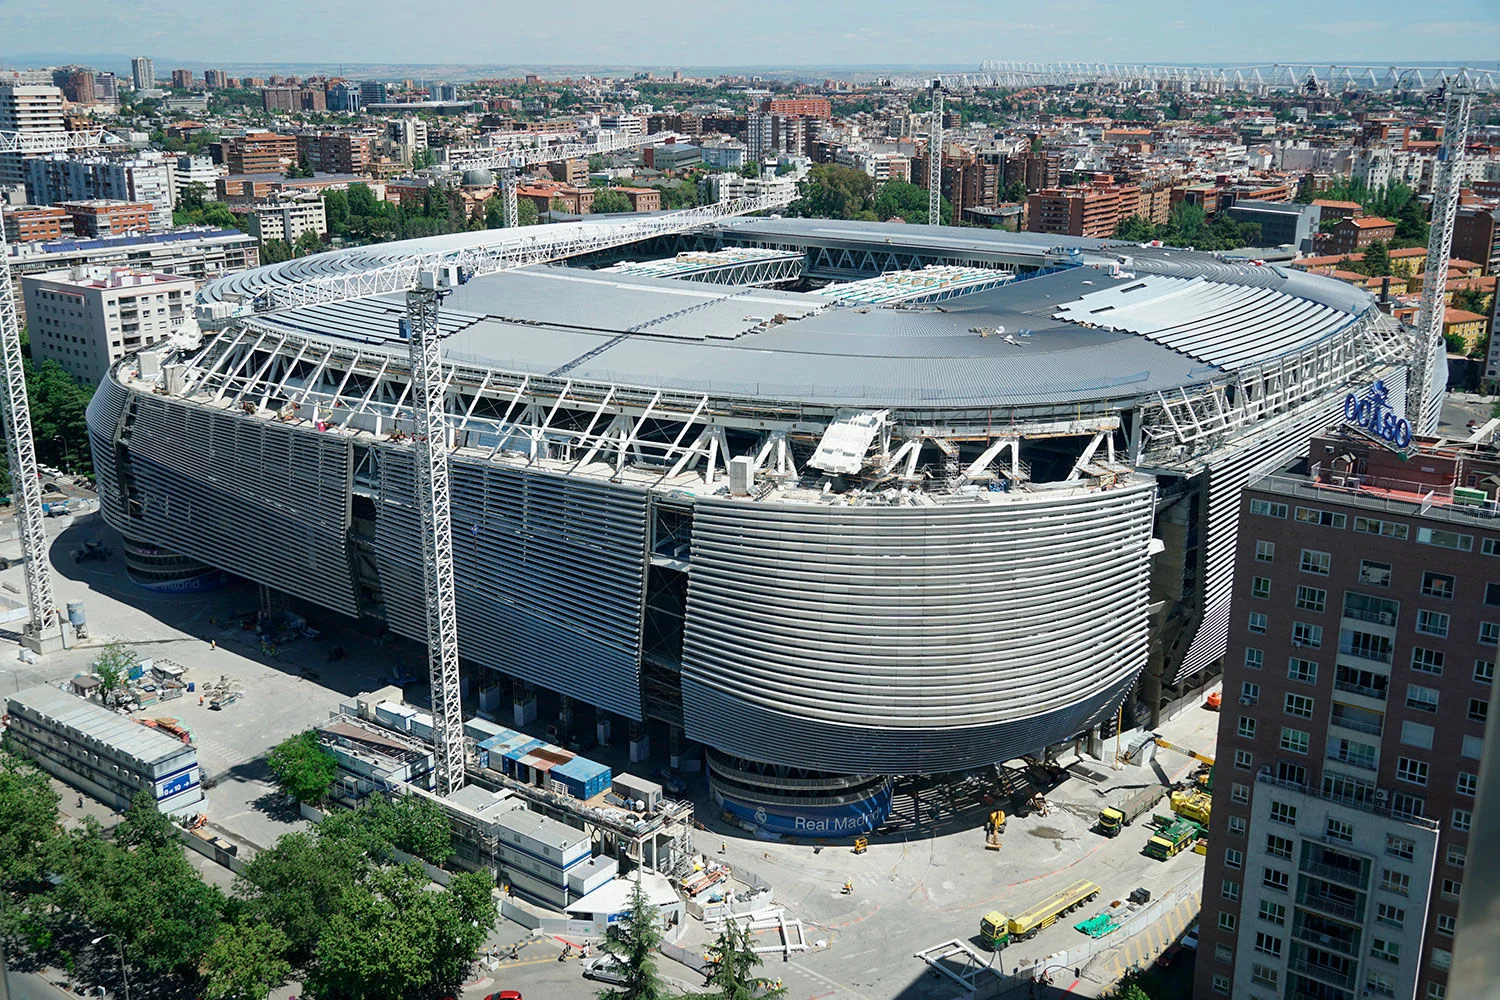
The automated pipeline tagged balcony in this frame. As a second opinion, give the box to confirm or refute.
[1342,606,1396,627]
[1293,925,1358,958]
[1296,886,1363,922]
[1287,956,1357,990]
[1337,641,1392,665]
[1326,746,1377,771]
[1328,713,1383,737]
[1333,679,1387,700]
[1300,857,1368,890]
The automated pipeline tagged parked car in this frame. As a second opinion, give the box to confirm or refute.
[583,953,628,985]
[1181,924,1199,951]
[483,991,522,1000]
[1156,944,1184,968]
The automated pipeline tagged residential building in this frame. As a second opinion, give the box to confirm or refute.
[59,200,153,238]
[300,88,326,112]
[615,187,662,213]
[644,144,701,171]
[1026,185,1121,238]
[1194,427,1495,1000]
[6,686,203,817]
[171,69,194,90]
[699,141,746,171]
[1453,208,1499,276]
[261,86,298,113]
[386,117,428,152]
[1314,199,1366,222]
[1444,308,1488,352]
[247,199,327,244]
[92,73,118,104]
[358,81,388,107]
[22,266,194,384]
[204,70,227,90]
[699,172,798,204]
[60,70,95,105]
[222,133,297,175]
[1330,217,1398,255]
[25,152,176,230]
[2,205,71,242]
[514,181,594,216]
[429,83,457,102]
[546,158,587,187]
[0,85,65,188]
[1226,200,1322,250]
[599,113,643,137]
[296,133,371,175]
[764,97,832,119]
[130,57,154,91]
[173,154,220,201]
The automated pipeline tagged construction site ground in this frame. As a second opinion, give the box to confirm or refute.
[4,504,1218,1000]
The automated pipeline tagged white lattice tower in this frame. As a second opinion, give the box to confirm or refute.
[501,170,520,228]
[929,81,944,226]
[407,276,465,795]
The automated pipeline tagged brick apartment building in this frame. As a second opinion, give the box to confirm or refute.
[1454,207,1499,276]
[763,96,832,119]
[1194,425,1493,1000]
[60,200,153,237]
[296,133,371,175]
[222,133,298,175]
[1330,217,1398,255]
[1026,185,1126,238]
[2,206,71,242]
[260,87,298,113]
[171,69,194,90]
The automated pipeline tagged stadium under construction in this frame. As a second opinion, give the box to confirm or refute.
[86,217,1420,835]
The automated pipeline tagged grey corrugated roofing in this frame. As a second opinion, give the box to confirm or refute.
[7,684,196,768]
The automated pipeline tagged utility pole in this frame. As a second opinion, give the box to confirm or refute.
[407,269,464,796]
[1408,71,1476,434]
[928,80,944,226]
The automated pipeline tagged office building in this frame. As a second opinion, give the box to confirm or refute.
[24,266,194,384]
[247,199,327,243]
[358,81,388,107]
[326,82,361,113]
[6,686,203,816]
[0,85,65,188]
[130,57,155,91]
[1226,200,1323,250]
[87,221,1411,836]
[1195,427,1494,1000]
[93,73,118,104]
[429,83,457,102]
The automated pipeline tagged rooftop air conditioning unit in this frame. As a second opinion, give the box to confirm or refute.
[1380,612,1395,625]
[1375,789,1389,802]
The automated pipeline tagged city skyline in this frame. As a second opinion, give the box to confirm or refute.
[3,0,1499,69]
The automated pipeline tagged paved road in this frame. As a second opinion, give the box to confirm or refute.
[5,971,76,1000]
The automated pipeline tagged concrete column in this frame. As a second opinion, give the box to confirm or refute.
[628,720,650,763]
[596,715,612,747]
[512,680,537,727]
[668,725,685,769]
[558,695,574,744]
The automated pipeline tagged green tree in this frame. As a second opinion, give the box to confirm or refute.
[483,195,505,230]
[260,239,294,264]
[592,189,633,214]
[704,919,785,1000]
[1360,239,1392,277]
[382,795,455,864]
[265,730,337,805]
[1115,215,1157,242]
[517,197,539,226]
[597,878,672,1000]
[237,830,369,962]
[324,189,350,237]
[177,181,208,213]
[1445,332,1468,354]
[788,164,875,221]
[1454,287,1489,315]
[739,162,760,178]
[92,642,138,701]
[1003,180,1027,203]
[294,230,324,257]
[203,919,292,1000]
[114,789,176,851]
[0,748,61,892]
[872,180,929,222]
[588,153,606,172]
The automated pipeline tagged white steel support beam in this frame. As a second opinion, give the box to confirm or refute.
[928,82,944,226]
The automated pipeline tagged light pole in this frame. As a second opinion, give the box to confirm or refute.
[91,934,129,1000]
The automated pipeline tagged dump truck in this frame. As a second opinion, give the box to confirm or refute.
[1146,817,1201,860]
[1004,879,1102,941]
[1097,785,1165,837]
[1171,789,1212,826]
[979,910,1011,951]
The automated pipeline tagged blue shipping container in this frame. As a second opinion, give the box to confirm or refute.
[499,738,544,776]
[552,756,613,801]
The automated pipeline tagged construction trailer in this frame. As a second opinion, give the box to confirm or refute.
[1097,784,1165,836]
[1002,879,1102,941]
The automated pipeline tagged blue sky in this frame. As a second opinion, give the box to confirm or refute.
[4,0,1498,67]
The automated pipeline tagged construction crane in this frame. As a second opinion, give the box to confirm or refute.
[928,80,944,226]
[1407,70,1478,434]
[0,127,119,652]
[251,188,795,794]
[1153,736,1215,791]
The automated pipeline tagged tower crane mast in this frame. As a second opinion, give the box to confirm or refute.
[1407,71,1476,434]
[928,81,944,226]
[0,128,119,651]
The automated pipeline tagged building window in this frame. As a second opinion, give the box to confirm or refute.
[1367,972,1397,997]
[1211,974,1230,995]
[1228,815,1246,837]
[1463,734,1484,759]
[1213,942,1233,965]
[1244,647,1264,669]
[1371,938,1401,963]
[1292,622,1323,648]
[1288,658,1318,683]
[1416,610,1450,637]
[1238,717,1257,739]
[1253,931,1283,957]
[1300,549,1331,575]
[1454,808,1472,832]
[1432,948,1452,971]
[1221,879,1240,901]
[1441,878,1462,900]
[1376,902,1405,928]
[1385,834,1415,860]
[1248,612,1267,634]
[1436,913,1456,936]
[1380,868,1411,895]
[1391,793,1425,819]
[1359,560,1393,587]
[1232,783,1249,805]
[1234,749,1253,770]
[1421,572,1456,599]
[1284,693,1314,719]
[1296,585,1328,612]
[1252,576,1272,599]
[1258,899,1285,925]
[1225,847,1243,869]
[1469,698,1488,723]
[1407,685,1440,713]
[1411,647,1445,675]
[1418,527,1473,551]
[1446,844,1466,868]
[1296,506,1347,528]
[1356,516,1408,540]
[1262,867,1290,892]
[1427,984,1448,1000]
[1255,539,1275,562]
[1458,771,1477,797]
[1396,757,1429,786]
[1481,622,1500,646]
[1476,659,1494,684]
[1277,761,1307,786]
[1241,681,1260,704]
[1486,582,1500,606]
[1326,817,1354,843]
[1485,537,1500,557]
[1250,964,1278,989]
[1250,499,1287,518]
[1279,728,1309,754]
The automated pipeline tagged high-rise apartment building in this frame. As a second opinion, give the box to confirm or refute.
[1026,185,1123,238]
[261,87,298,113]
[1195,424,1493,1000]
[22,267,194,385]
[130,57,155,92]
[171,69,194,90]
[295,133,371,175]
[0,85,66,189]
[221,133,298,175]
[204,70,227,90]
[93,73,119,104]
[25,152,176,230]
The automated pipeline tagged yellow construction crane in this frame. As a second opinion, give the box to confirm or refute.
[1153,736,1215,791]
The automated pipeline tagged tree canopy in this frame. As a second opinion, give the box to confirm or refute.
[597,878,672,1000]
[788,164,875,221]
[592,189,634,214]
[1114,202,1261,252]
[265,730,338,804]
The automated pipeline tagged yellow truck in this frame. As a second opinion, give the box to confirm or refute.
[1003,879,1102,941]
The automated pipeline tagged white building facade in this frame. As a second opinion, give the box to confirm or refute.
[22,266,194,385]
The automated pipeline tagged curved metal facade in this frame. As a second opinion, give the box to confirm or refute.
[679,481,1157,773]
